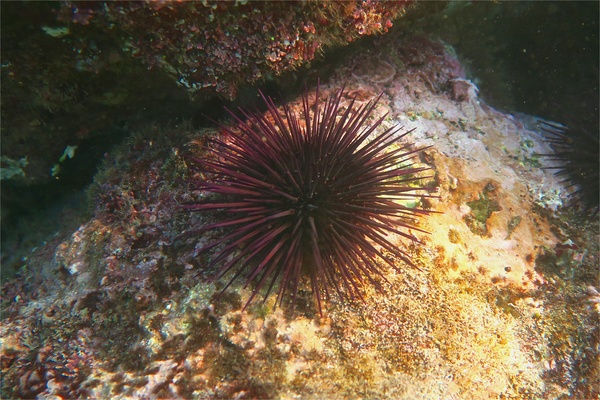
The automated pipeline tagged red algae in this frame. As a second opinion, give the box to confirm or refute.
[58,1,411,99]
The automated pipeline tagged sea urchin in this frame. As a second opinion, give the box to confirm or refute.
[539,121,599,215]
[187,85,436,313]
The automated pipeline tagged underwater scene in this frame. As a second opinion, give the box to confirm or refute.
[1,1,598,399]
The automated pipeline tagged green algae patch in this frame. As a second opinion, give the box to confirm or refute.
[464,183,503,236]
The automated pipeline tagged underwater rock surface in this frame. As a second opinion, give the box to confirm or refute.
[1,33,598,399]
[0,0,410,185]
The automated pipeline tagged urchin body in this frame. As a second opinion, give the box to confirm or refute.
[187,85,435,312]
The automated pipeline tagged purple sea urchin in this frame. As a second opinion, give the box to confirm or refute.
[539,121,599,215]
[187,85,436,313]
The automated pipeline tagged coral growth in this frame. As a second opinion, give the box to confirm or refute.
[58,1,411,99]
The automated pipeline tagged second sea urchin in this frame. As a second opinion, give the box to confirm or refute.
[539,121,599,215]
[187,85,436,312]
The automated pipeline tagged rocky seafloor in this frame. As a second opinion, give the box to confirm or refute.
[2,31,598,400]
